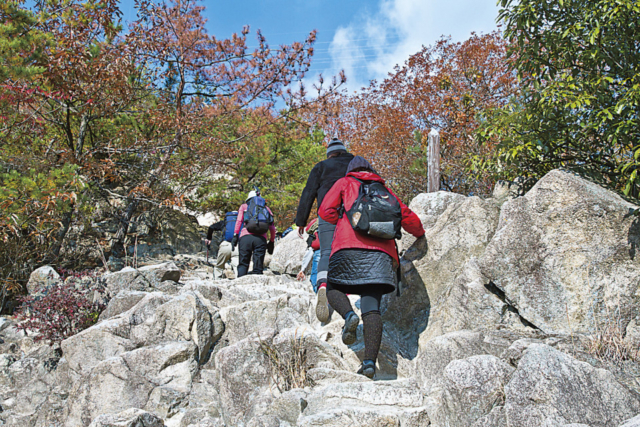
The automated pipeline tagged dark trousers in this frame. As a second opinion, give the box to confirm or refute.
[238,234,267,277]
[316,217,336,287]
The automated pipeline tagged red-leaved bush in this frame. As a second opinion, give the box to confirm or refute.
[16,282,105,345]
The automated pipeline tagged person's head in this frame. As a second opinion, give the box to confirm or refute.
[346,156,376,174]
[326,136,347,158]
[246,190,257,201]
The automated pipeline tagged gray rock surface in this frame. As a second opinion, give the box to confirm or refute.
[102,262,182,296]
[620,415,640,427]
[504,344,640,427]
[26,265,61,295]
[269,231,308,275]
[88,408,164,427]
[385,196,500,355]
[426,355,514,427]
[5,170,640,427]
[479,169,640,334]
[491,179,525,207]
[399,191,465,252]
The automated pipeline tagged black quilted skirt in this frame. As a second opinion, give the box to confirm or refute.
[328,248,397,295]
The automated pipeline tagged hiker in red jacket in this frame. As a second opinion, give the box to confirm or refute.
[318,156,425,378]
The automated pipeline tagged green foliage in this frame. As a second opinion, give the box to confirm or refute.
[197,126,325,230]
[0,165,83,312]
[0,0,48,81]
[483,0,640,195]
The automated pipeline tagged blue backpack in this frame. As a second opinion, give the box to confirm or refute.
[224,211,241,242]
[244,196,273,234]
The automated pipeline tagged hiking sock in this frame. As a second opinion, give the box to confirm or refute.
[327,288,353,318]
[362,310,382,362]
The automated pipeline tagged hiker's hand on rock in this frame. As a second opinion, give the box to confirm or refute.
[205,239,211,245]
[297,271,305,281]
[267,241,274,255]
[404,234,428,262]
[298,227,304,239]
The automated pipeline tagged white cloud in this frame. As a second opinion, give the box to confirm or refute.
[322,0,500,92]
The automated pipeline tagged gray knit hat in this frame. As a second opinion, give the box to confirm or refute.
[326,137,347,156]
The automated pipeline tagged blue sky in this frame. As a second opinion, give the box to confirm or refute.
[118,0,501,92]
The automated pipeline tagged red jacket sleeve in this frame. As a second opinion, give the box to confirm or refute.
[390,188,425,238]
[318,178,345,225]
[267,207,276,242]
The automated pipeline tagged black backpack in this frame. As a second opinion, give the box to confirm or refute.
[244,196,273,234]
[345,179,402,240]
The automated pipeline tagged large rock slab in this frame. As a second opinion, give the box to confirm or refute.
[99,290,148,320]
[399,191,466,252]
[384,197,500,355]
[62,291,221,377]
[298,379,429,427]
[269,231,308,275]
[219,296,307,345]
[504,344,640,427]
[102,262,182,297]
[407,330,516,392]
[421,259,529,342]
[65,341,198,426]
[215,334,273,426]
[480,169,640,334]
[426,355,514,427]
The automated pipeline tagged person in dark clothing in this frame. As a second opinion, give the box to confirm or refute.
[233,191,277,277]
[295,137,354,323]
[206,220,225,244]
[318,156,425,379]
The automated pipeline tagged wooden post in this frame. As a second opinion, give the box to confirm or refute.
[427,128,440,193]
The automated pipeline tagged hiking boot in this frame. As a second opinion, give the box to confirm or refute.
[357,360,376,379]
[342,311,359,345]
[315,286,330,323]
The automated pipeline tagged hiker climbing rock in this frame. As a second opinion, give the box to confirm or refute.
[296,136,354,323]
[206,213,241,279]
[318,155,425,379]
[232,190,276,277]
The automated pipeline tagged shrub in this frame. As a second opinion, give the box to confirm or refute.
[16,280,105,345]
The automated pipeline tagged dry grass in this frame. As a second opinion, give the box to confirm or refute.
[585,304,638,364]
[259,331,315,393]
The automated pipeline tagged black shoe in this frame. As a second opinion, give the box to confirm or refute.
[357,360,376,379]
[342,311,359,345]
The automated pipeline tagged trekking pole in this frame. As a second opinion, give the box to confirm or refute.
[206,243,209,264]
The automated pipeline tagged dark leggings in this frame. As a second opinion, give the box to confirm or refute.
[326,282,384,363]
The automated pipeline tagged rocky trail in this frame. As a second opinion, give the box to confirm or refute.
[2,169,640,426]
